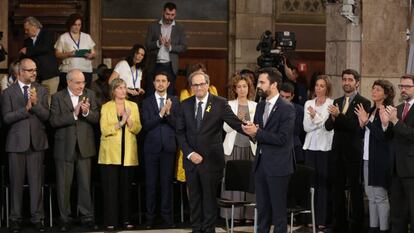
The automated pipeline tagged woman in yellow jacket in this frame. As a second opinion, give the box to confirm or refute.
[99,78,142,230]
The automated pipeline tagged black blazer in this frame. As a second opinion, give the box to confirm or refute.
[364,107,393,188]
[141,94,179,154]
[253,97,296,176]
[391,102,414,177]
[21,29,59,81]
[176,94,243,172]
[325,93,371,162]
[49,88,100,161]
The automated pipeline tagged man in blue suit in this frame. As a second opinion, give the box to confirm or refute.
[243,68,296,233]
[141,71,179,228]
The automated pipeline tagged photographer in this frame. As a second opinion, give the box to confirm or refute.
[284,61,308,106]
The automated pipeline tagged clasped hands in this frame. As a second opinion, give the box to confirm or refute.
[74,98,90,116]
[241,121,259,137]
[159,98,172,117]
[159,35,171,49]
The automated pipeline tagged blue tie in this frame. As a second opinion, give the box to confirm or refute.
[159,97,165,110]
[196,101,203,130]
[23,85,29,103]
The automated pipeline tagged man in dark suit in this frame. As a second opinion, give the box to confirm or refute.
[49,69,99,231]
[325,69,370,233]
[384,74,414,233]
[141,71,179,228]
[145,2,187,95]
[1,58,49,233]
[20,16,60,98]
[242,68,296,233]
[279,82,305,163]
[176,71,245,233]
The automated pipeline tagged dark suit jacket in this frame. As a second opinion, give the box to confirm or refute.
[391,102,414,177]
[142,94,179,154]
[364,107,393,188]
[145,20,187,75]
[21,29,59,81]
[49,88,99,161]
[294,103,304,147]
[1,82,49,152]
[176,94,243,172]
[325,93,371,162]
[253,97,296,176]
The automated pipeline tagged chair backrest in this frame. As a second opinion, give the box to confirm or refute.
[287,164,315,208]
[224,160,255,194]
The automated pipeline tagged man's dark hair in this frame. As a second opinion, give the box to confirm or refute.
[257,67,282,87]
[279,82,295,94]
[342,69,361,82]
[154,71,170,82]
[164,2,177,11]
[401,74,414,84]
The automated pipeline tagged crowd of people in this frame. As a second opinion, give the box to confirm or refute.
[0,2,414,233]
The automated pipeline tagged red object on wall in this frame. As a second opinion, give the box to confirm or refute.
[298,62,308,72]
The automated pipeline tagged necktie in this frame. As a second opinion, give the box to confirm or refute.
[196,101,203,130]
[342,96,350,114]
[263,101,271,126]
[23,85,29,103]
[402,102,411,120]
[159,97,165,110]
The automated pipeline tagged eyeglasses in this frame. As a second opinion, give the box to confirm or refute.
[191,82,207,88]
[398,84,414,90]
[22,68,37,73]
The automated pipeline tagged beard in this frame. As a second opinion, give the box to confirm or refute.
[256,88,269,99]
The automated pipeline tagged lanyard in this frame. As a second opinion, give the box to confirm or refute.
[69,32,81,49]
[130,67,139,88]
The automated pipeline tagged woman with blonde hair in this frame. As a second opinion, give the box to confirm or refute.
[303,75,334,230]
[99,78,142,230]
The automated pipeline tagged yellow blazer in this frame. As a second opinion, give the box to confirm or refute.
[98,100,142,166]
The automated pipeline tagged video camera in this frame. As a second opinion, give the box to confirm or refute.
[256,31,296,72]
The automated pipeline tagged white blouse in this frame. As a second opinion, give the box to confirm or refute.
[113,60,143,89]
[54,32,95,73]
[303,98,334,151]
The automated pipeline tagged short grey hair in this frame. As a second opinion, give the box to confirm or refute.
[188,71,210,86]
[66,69,83,81]
[24,17,43,29]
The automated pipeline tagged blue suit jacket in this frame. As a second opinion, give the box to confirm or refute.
[141,94,179,154]
[253,96,296,176]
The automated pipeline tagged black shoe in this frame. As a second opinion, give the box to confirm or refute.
[123,222,135,230]
[60,222,70,232]
[10,221,21,233]
[145,220,153,229]
[34,221,45,232]
[84,220,98,230]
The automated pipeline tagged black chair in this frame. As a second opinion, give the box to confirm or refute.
[217,160,257,233]
[287,164,316,233]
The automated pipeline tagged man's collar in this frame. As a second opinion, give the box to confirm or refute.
[67,88,82,97]
[196,92,209,104]
[158,19,176,26]
[155,92,167,99]
[266,93,279,105]
[18,80,31,89]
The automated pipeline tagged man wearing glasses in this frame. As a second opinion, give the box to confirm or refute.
[1,58,49,233]
[176,71,245,233]
[383,75,414,233]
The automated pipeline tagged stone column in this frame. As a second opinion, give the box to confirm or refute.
[0,0,8,68]
[325,1,362,98]
[360,0,409,99]
[228,0,274,78]
[90,0,102,67]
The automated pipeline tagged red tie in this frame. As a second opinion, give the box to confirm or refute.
[402,102,411,120]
